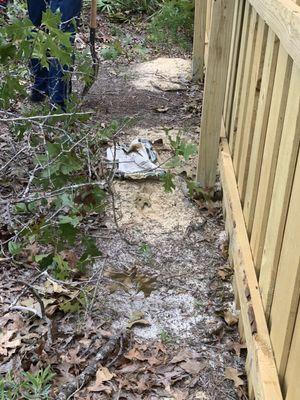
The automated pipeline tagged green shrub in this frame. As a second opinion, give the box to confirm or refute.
[0,367,55,400]
[85,0,161,15]
[149,0,194,48]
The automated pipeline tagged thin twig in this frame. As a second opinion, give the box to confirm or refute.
[0,111,92,122]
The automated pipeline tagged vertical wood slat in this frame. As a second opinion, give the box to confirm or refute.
[219,138,283,400]
[259,63,300,317]
[284,300,300,400]
[204,0,213,68]
[196,0,235,189]
[269,117,300,381]
[192,0,207,82]
[243,29,280,235]
[237,17,268,202]
[224,0,245,138]
[229,2,251,154]
[250,46,292,271]
[233,8,258,174]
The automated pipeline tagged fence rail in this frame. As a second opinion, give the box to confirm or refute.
[193,0,300,399]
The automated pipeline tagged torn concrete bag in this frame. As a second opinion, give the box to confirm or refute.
[106,139,165,179]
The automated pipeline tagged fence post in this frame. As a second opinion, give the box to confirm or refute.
[192,0,207,82]
[196,0,235,189]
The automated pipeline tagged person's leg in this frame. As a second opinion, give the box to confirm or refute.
[27,0,50,102]
[48,0,82,109]
[27,0,48,26]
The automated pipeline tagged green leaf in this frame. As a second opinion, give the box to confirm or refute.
[8,241,23,256]
[161,172,176,193]
[52,254,71,280]
[59,223,78,245]
[35,253,54,270]
[59,215,80,227]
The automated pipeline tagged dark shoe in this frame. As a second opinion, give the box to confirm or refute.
[30,89,46,103]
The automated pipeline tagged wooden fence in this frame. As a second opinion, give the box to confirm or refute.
[193,0,300,399]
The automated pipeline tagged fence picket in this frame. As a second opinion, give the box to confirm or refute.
[233,8,258,174]
[237,17,268,202]
[259,64,300,318]
[228,2,251,154]
[243,29,279,234]
[250,46,292,271]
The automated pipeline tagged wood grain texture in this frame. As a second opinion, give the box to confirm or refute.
[237,17,268,202]
[248,0,300,68]
[243,29,279,235]
[284,300,300,399]
[250,46,292,271]
[233,8,258,174]
[229,2,251,154]
[259,63,300,317]
[197,0,235,188]
[269,142,300,382]
[192,0,207,82]
[219,137,282,400]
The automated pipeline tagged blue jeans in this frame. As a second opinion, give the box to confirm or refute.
[27,0,82,107]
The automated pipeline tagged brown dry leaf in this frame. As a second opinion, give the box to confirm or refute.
[170,348,201,364]
[127,319,151,329]
[60,250,79,269]
[88,383,112,394]
[125,347,147,361]
[44,279,69,294]
[232,342,247,357]
[224,310,239,326]
[180,360,205,375]
[225,367,244,387]
[217,266,232,281]
[88,366,114,392]
[0,330,22,353]
[62,348,86,365]
[118,363,141,374]
[165,387,189,400]
[147,355,161,366]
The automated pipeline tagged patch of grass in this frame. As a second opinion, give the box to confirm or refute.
[85,0,161,15]
[160,329,175,345]
[0,367,55,400]
[149,0,195,49]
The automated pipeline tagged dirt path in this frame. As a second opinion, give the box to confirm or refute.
[79,54,247,399]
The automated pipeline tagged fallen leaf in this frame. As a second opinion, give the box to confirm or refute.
[171,348,201,364]
[224,310,239,326]
[125,347,147,361]
[180,360,205,375]
[225,367,244,387]
[127,319,151,329]
[88,366,114,392]
[231,341,247,357]
[88,383,112,394]
[127,311,151,329]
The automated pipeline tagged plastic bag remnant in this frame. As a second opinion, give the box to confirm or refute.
[106,138,165,180]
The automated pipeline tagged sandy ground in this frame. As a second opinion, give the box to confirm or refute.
[83,57,247,399]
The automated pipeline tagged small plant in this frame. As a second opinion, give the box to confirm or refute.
[160,329,175,345]
[0,367,55,400]
[139,242,151,256]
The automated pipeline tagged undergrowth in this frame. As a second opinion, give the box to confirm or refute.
[0,367,55,400]
[149,0,194,48]
[85,0,194,49]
